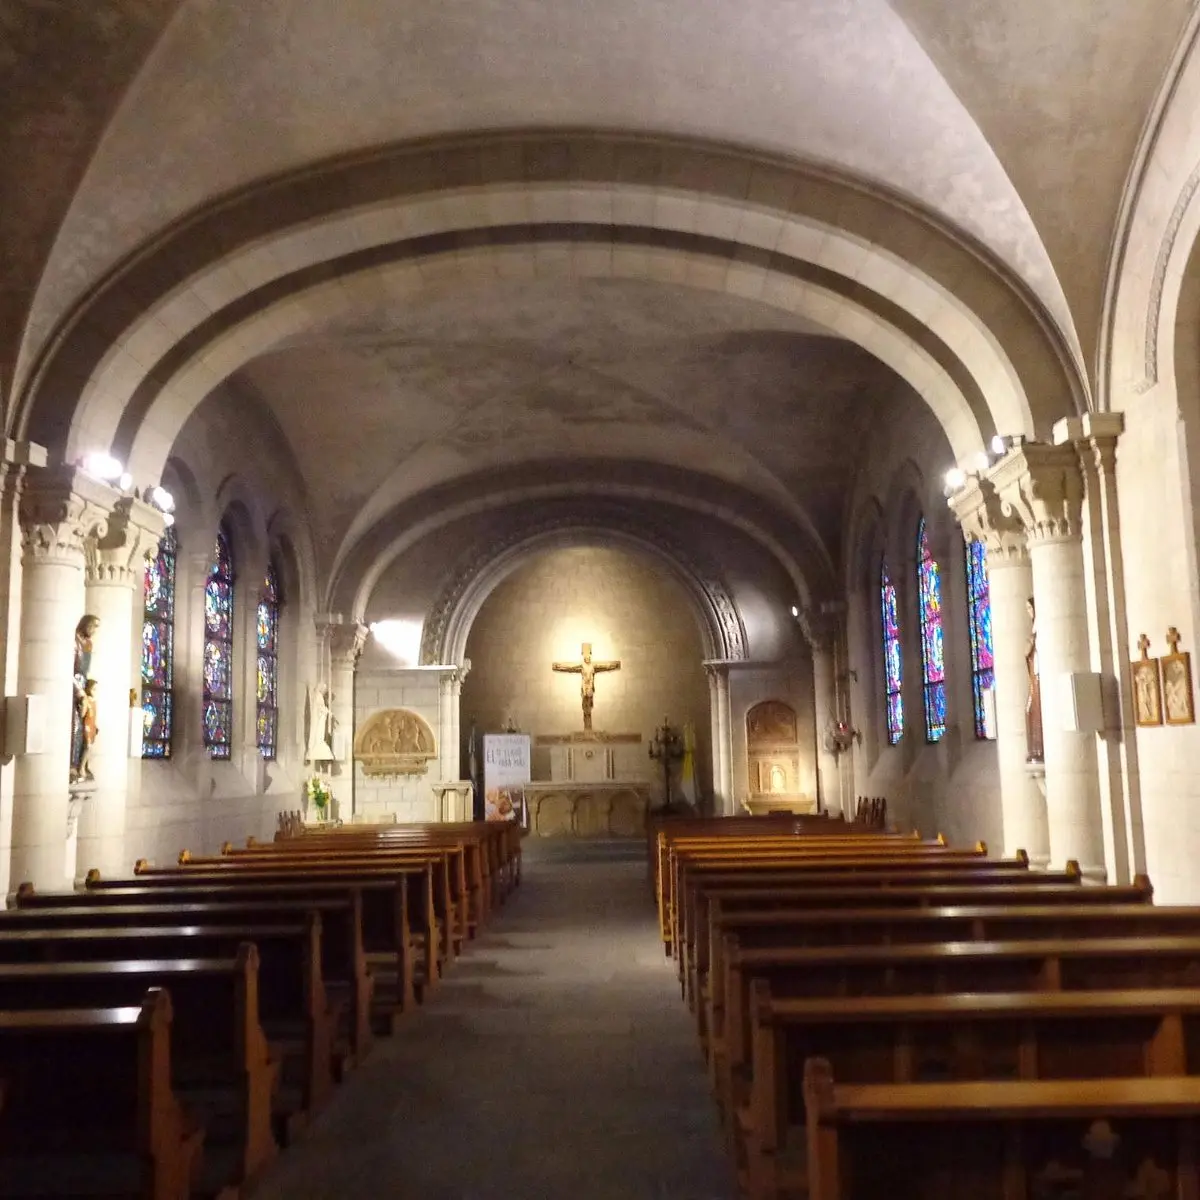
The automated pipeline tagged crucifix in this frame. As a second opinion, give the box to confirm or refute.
[552,642,621,731]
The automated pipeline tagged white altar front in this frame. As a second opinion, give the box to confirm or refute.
[528,730,654,837]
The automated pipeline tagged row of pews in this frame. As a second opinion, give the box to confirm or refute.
[651,812,1200,1199]
[0,818,520,1199]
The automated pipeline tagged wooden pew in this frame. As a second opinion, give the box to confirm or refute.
[715,933,1200,1132]
[802,1059,1200,1200]
[0,988,203,1200]
[80,871,429,1028]
[0,945,277,1190]
[685,873,1140,1010]
[742,984,1200,1200]
[12,886,372,1070]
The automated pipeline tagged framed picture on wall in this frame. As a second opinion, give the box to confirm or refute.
[1131,636,1163,727]
[1163,628,1195,726]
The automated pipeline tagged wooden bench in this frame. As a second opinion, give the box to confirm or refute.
[0,945,277,1190]
[0,989,203,1200]
[802,1059,1200,1200]
[715,933,1200,1132]
[80,871,429,1030]
[13,886,373,1068]
[742,984,1200,1200]
[688,878,1153,1013]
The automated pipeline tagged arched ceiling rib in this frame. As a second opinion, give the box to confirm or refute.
[18,0,1083,392]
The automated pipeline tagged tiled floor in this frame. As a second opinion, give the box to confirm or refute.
[251,838,736,1200]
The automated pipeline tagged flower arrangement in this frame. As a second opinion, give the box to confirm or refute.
[305,775,332,817]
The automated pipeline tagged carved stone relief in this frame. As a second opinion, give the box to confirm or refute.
[354,708,438,778]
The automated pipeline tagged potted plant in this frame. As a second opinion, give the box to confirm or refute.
[305,775,332,821]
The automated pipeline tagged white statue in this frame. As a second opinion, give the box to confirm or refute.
[306,683,334,763]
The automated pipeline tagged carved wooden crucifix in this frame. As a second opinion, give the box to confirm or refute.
[552,642,621,731]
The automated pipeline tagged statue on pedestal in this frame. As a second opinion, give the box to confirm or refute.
[1025,597,1044,763]
[552,642,621,731]
[70,614,99,783]
[306,683,334,764]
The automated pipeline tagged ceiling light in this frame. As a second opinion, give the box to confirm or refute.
[118,472,133,492]
[790,605,799,618]
[80,451,124,483]
[990,435,1007,456]
[162,512,175,528]
[972,451,991,473]
[943,467,967,491]
[149,485,175,513]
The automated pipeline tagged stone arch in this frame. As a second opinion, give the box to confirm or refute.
[413,516,749,668]
[15,133,1084,487]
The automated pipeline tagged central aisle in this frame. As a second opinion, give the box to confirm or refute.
[253,838,736,1200]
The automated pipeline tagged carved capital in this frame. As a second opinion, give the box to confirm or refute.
[85,496,167,588]
[988,442,1083,547]
[794,600,845,651]
[19,466,115,568]
[319,615,368,670]
[947,475,1028,565]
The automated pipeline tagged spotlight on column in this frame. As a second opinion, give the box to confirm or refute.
[972,451,991,473]
[790,605,799,618]
[80,451,124,483]
[162,513,176,528]
[118,472,134,492]
[943,466,967,492]
[990,434,1008,456]
[148,486,175,513]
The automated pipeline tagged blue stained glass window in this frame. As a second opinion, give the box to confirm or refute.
[256,564,280,760]
[917,519,946,743]
[140,526,177,758]
[203,527,234,760]
[965,538,996,739]
[881,560,904,744]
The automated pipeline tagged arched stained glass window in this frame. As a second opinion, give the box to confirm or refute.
[256,564,281,760]
[917,519,946,742]
[965,538,995,739]
[881,560,904,744]
[141,525,178,758]
[203,527,235,760]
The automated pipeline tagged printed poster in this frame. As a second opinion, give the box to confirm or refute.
[483,733,530,823]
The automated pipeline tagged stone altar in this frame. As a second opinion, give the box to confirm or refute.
[530,729,653,837]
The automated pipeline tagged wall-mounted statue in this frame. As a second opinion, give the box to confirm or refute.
[306,683,334,764]
[70,615,99,783]
[1025,597,1044,763]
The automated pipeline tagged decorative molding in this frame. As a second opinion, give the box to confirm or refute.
[85,495,166,588]
[419,504,749,665]
[1139,160,1200,393]
[18,466,114,568]
[353,707,437,777]
[947,474,1029,566]
[988,443,1084,548]
[319,615,369,670]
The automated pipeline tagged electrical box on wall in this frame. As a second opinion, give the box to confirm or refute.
[1059,672,1105,733]
[3,694,47,757]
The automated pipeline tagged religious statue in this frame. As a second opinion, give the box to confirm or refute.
[305,683,334,763]
[70,614,99,783]
[75,680,98,782]
[1025,597,1044,763]
[552,642,621,731]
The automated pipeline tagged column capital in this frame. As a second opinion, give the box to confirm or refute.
[19,465,116,568]
[948,475,1029,565]
[318,614,369,669]
[987,441,1083,548]
[85,496,166,588]
[794,601,845,651]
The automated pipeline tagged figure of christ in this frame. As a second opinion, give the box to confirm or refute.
[552,642,621,731]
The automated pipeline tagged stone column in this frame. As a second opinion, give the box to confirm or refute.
[318,616,367,816]
[951,477,1050,866]
[810,643,841,815]
[716,666,733,812]
[11,468,114,891]
[706,665,724,812]
[75,498,165,880]
[992,444,1106,878]
[451,661,470,784]
[437,670,456,783]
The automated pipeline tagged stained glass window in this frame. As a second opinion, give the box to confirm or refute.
[141,526,178,759]
[203,527,235,760]
[881,560,903,744]
[256,563,281,760]
[965,538,996,739]
[917,519,946,743]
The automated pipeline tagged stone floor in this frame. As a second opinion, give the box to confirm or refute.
[251,838,736,1200]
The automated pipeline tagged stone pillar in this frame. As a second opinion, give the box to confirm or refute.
[810,643,841,815]
[75,498,165,879]
[705,663,735,813]
[11,468,114,891]
[951,477,1050,866]
[451,661,470,785]
[318,616,367,816]
[992,444,1106,878]
[437,670,456,782]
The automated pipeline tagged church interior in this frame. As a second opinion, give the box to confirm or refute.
[8,1,1200,1197]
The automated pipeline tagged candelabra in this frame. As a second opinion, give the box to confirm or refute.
[649,717,685,812]
[823,718,861,757]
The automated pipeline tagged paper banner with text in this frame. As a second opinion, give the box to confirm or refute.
[482,733,531,823]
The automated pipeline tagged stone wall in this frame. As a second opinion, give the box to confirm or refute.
[458,545,712,799]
